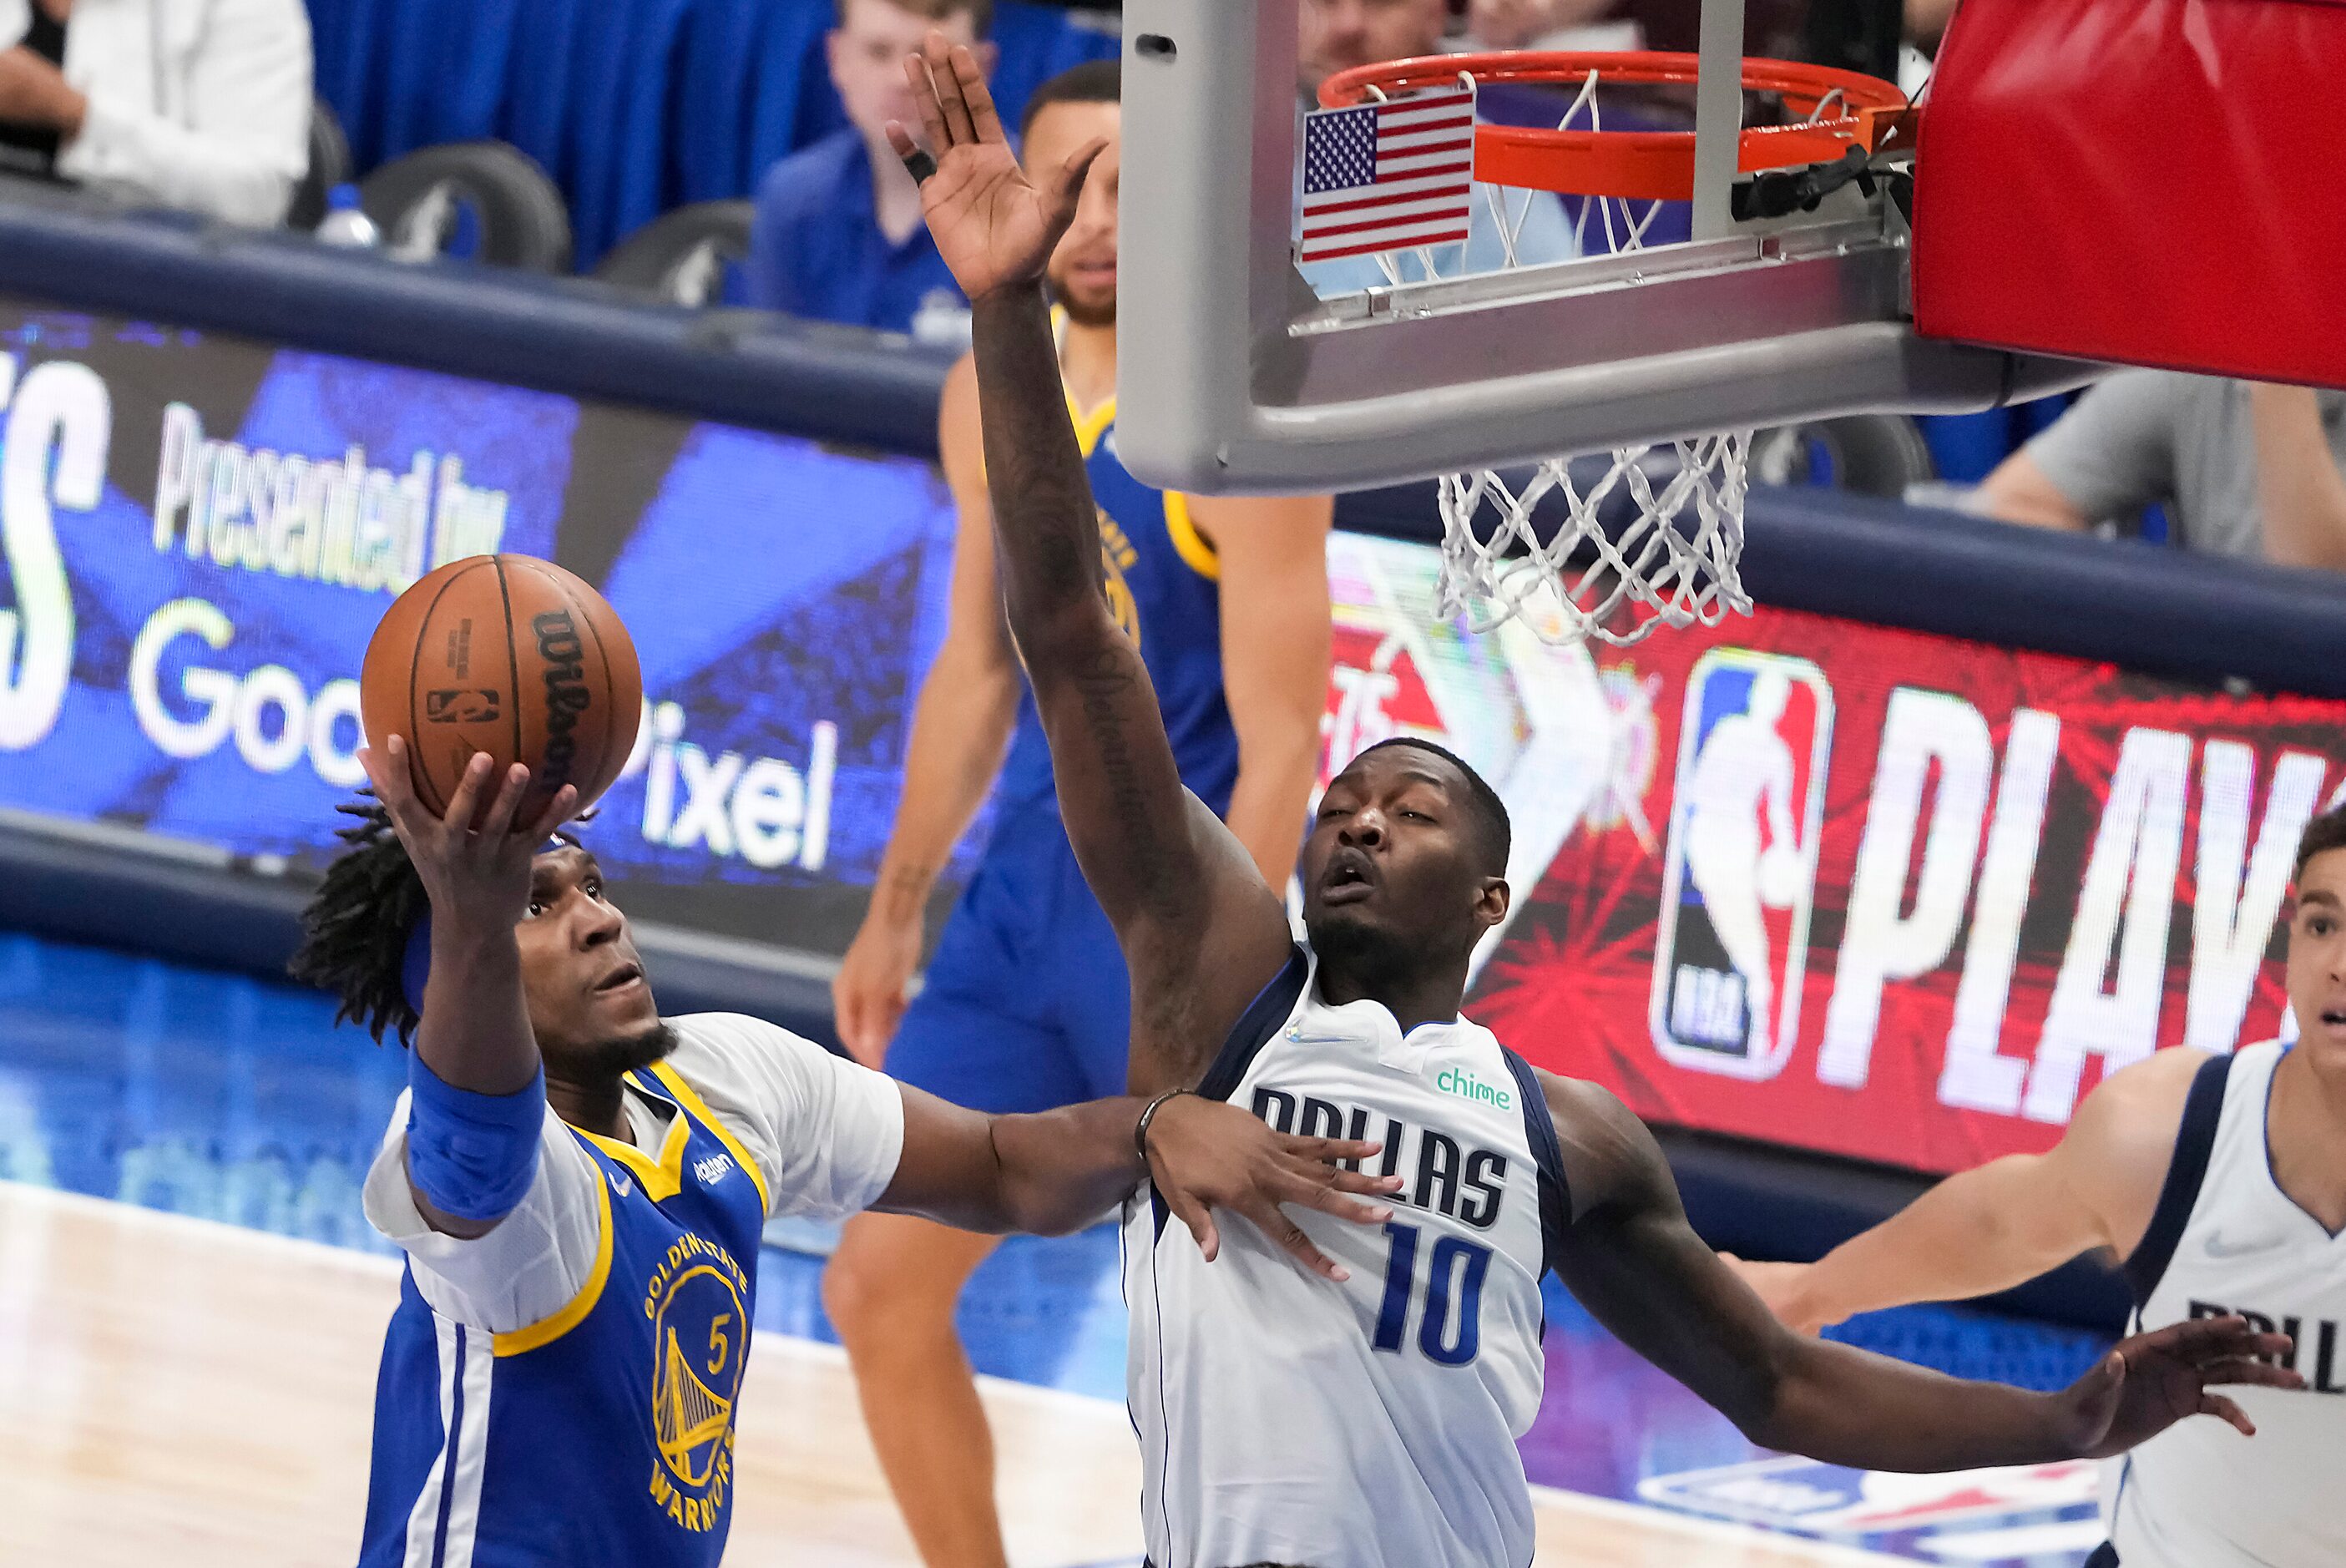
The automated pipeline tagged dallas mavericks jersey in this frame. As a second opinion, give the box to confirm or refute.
[2106,1040,2346,1567]
[1124,946,1567,1568]
[993,384,1237,818]
[360,1063,770,1567]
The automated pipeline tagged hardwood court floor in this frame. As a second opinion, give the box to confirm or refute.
[0,1183,1903,1568]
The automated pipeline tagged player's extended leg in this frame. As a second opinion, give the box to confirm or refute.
[826,1211,1008,1568]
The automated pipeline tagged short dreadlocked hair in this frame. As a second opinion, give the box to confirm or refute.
[289,796,429,1046]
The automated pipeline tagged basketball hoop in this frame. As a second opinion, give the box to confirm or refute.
[1316,52,1912,646]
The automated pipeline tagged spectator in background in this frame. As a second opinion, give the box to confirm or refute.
[747,0,994,335]
[1297,0,1580,296]
[1461,0,1636,50]
[0,0,311,227]
[1977,373,2346,570]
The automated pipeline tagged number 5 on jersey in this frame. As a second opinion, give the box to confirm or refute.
[1373,1221,1492,1365]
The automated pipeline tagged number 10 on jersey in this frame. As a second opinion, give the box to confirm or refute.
[1373,1222,1491,1366]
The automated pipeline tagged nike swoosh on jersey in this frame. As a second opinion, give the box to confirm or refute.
[2202,1229,2288,1260]
[611,1171,633,1198]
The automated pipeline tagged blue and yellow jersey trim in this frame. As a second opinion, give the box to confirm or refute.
[493,1070,773,1357]
[580,1093,695,1202]
[1062,388,1219,584]
[1067,391,1117,459]
[649,1061,773,1216]
[1049,304,1218,586]
[1162,491,1220,582]
[493,1166,614,1357]
[571,1067,773,1216]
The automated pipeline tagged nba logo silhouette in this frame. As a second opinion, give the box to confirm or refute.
[1651,650,1833,1079]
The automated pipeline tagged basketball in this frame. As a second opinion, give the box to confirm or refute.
[359,555,642,821]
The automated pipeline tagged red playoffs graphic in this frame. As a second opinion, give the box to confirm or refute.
[1464,606,2346,1175]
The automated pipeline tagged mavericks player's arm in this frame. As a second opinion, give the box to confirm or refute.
[869,1080,1393,1254]
[965,286,1294,1090]
[1192,490,1335,890]
[1541,1072,2131,1472]
[1762,1048,2196,1332]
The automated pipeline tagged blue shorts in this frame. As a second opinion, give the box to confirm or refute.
[886,808,1131,1115]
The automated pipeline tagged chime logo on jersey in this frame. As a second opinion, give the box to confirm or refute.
[642,1237,751,1533]
[1651,650,1833,1080]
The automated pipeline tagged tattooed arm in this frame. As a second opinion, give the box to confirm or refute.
[887,37,1294,1091]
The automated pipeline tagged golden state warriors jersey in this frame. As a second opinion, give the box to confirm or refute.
[994,375,1236,818]
[359,1063,771,1567]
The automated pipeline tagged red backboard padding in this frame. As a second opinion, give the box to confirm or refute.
[1914,0,2346,389]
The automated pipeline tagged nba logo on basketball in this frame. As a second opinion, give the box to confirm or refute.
[1650,650,1833,1080]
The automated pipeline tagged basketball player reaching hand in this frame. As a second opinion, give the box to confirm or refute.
[890,33,2303,1566]
[292,743,1396,1568]
[1732,806,2346,1568]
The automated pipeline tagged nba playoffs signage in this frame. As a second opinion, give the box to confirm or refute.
[1322,533,2346,1175]
[0,302,958,955]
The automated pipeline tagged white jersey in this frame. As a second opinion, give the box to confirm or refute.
[1123,945,1565,1568]
[2108,1039,2346,1568]
[362,1012,905,1333]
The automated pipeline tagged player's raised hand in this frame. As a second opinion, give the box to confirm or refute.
[887,30,1105,302]
[359,736,578,927]
[1140,1095,1406,1282]
[2058,1313,2303,1458]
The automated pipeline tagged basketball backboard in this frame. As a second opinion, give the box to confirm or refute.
[1113,0,2099,497]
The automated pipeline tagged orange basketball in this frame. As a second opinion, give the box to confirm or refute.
[361,555,643,822]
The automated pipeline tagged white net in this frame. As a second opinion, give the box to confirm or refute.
[1356,66,1757,647]
[1435,434,1752,646]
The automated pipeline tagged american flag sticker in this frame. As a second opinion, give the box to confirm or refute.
[1297,83,1479,264]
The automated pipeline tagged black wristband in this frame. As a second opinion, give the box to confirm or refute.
[1133,1088,1192,1169]
[903,149,938,185]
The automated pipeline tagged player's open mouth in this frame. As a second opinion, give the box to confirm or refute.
[1321,854,1376,903]
[594,963,644,995]
[2320,1008,2346,1029]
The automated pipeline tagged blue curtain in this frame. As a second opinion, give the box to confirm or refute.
[306,0,1120,269]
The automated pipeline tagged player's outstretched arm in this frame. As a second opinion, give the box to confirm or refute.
[875,1082,1401,1277]
[357,739,578,1239]
[1731,1048,2198,1333]
[1542,1072,2302,1471]
[887,33,1295,1084]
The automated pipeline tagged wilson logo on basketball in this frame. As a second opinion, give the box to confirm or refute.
[423,689,500,724]
[532,609,592,790]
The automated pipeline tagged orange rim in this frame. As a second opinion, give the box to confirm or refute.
[1317,51,1910,202]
